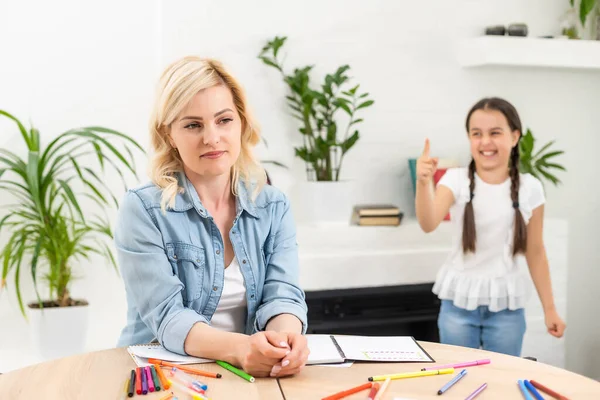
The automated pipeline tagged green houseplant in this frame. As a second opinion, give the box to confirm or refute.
[519,128,566,186]
[258,36,374,182]
[0,110,143,359]
[571,0,598,26]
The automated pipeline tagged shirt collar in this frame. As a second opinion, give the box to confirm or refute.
[173,171,258,218]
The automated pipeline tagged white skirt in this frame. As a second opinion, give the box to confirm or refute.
[432,266,532,312]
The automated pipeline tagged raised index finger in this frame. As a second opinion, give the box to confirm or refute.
[422,138,431,157]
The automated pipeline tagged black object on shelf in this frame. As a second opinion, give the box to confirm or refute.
[485,25,506,36]
[305,283,440,342]
[508,23,528,37]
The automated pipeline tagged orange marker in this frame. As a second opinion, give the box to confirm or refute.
[367,382,380,400]
[530,380,570,400]
[322,382,373,400]
[154,365,171,390]
[148,359,222,379]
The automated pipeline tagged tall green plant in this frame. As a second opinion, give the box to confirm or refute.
[519,128,566,186]
[0,110,144,315]
[571,0,598,25]
[259,36,374,181]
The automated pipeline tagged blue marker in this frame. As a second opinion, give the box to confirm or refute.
[524,380,545,400]
[518,380,534,400]
[437,369,467,395]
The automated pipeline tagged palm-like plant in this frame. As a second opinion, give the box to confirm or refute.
[519,128,566,186]
[0,110,144,315]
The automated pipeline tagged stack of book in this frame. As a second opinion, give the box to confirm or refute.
[351,204,403,226]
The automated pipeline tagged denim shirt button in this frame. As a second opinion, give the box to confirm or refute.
[213,286,218,291]
[216,249,220,255]
[251,294,255,299]
[242,259,247,264]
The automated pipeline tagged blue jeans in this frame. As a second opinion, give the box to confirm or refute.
[438,300,526,357]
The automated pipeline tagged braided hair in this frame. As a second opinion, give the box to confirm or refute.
[463,98,527,255]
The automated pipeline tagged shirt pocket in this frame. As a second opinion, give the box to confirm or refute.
[166,242,205,306]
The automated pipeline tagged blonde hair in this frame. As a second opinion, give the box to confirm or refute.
[149,56,267,212]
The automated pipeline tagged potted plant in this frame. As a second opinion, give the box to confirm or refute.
[258,36,375,222]
[519,128,566,186]
[0,110,144,360]
[567,0,600,39]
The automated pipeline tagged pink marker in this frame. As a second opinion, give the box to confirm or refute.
[145,366,155,392]
[421,359,490,371]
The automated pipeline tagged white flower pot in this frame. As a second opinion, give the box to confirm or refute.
[29,301,89,360]
[294,180,355,224]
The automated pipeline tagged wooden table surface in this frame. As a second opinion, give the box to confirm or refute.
[1,341,599,399]
[280,341,600,399]
[0,347,283,400]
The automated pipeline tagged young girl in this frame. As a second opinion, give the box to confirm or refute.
[415,97,565,356]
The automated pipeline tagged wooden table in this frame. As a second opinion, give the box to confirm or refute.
[0,347,283,400]
[2,342,599,399]
[280,342,600,399]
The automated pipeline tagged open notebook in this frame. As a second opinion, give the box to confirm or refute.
[128,335,434,367]
[127,343,213,367]
[306,335,434,365]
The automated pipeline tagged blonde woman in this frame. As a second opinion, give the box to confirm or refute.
[115,56,309,378]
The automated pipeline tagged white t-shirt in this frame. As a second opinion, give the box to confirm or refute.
[432,167,545,311]
[210,257,247,333]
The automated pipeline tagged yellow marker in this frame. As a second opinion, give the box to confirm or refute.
[368,367,454,382]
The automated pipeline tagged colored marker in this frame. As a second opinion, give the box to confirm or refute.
[155,365,171,390]
[422,359,490,371]
[127,369,135,397]
[322,382,373,400]
[168,379,208,400]
[216,360,255,382]
[530,380,570,400]
[169,367,208,391]
[369,368,454,382]
[373,378,390,400]
[141,365,148,394]
[465,383,487,400]
[151,365,161,391]
[524,380,544,400]
[518,380,534,400]
[437,369,467,395]
[149,358,221,378]
[121,378,129,400]
[146,366,155,392]
[367,382,380,400]
[135,367,142,395]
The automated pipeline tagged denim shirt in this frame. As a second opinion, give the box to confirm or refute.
[115,173,308,355]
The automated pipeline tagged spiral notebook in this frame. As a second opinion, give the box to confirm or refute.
[306,335,434,365]
[127,343,213,367]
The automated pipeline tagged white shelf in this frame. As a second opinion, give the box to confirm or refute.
[457,36,600,70]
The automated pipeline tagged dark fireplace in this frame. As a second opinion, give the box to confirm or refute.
[305,283,440,342]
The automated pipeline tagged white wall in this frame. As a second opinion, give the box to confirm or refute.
[0,0,158,370]
[1,0,599,379]
[160,0,600,378]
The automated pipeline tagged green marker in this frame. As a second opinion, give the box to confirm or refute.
[150,365,161,391]
[216,360,255,383]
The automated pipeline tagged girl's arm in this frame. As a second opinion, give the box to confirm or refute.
[416,183,454,233]
[525,205,566,338]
